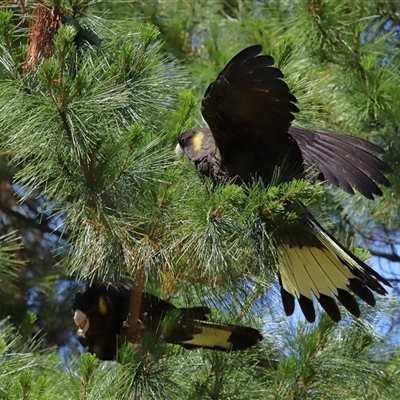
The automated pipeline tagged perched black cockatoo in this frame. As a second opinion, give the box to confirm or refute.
[176,45,392,323]
[72,283,263,360]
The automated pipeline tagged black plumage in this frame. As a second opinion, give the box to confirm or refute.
[176,45,392,322]
[72,283,263,360]
[290,127,391,198]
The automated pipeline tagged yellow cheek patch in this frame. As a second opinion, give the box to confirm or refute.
[98,296,107,315]
[192,131,205,152]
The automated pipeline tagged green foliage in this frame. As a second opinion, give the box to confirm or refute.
[0,6,189,281]
[0,305,398,399]
[0,231,23,290]
[0,0,399,399]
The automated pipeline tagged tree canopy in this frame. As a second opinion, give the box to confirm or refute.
[0,1,399,399]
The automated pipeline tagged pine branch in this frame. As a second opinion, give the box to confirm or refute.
[126,268,145,340]
[368,249,400,263]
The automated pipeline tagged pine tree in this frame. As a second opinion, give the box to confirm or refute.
[0,1,399,399]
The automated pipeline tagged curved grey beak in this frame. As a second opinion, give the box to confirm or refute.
[175,143,183,155]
